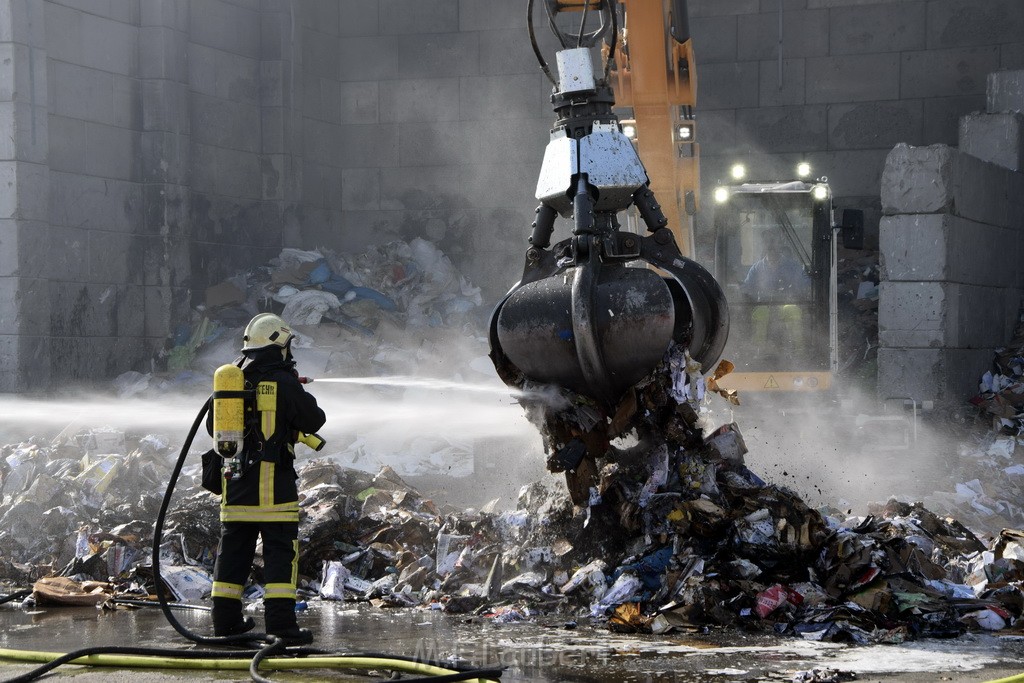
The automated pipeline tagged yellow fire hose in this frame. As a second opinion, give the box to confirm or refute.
[0,647,500,682]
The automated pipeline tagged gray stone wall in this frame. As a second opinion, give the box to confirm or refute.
[690,0,1024,251]
[2,0,1023,392]
[877,68,1024,402]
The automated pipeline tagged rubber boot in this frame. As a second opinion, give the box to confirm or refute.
[265,598,312,645]
[212,597,256,637]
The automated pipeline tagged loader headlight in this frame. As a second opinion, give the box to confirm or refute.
[713,187,729,204]
[676,122,694,142]
[730,164,746,181]
[812,184,829,201]
[797,162,811,178]
[621,120,637,141]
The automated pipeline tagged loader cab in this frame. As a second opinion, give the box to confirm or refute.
[712,177,837,393]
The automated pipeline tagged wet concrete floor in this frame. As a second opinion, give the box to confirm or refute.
[2,601,1024,682]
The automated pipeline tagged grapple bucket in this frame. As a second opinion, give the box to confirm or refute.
[493,264,676,408]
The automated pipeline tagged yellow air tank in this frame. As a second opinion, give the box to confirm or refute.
[212,364,245,457]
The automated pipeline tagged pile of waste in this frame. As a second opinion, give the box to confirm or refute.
[4,417,1023,643]
[915,308,1024,536]
[117,238,488,399]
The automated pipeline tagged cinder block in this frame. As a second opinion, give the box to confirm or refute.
[879,281,1014,350]
[813,149,889,198]
[381,0,458,35]
[689,0,759,17]
[338,81,379,124]
[878,281,947,348]
[0,220,16,276]
[141,131,190,184]
[50,173,141,234]
[261,61,292,108]
[392,33,480,80]
[142,80,189,134]
[0,333,21,391]
[78,12,138,76]
[302,27,341,81]
[379,165,467,210]
[699,62,759,110]
[189,94,260,153]
[336,123,398,169]
[900,47,999,99]
[398,118,545,168]
[0,0,46,46]
[141,0,189,31]
[459,0,526,31]
[0,43,47,105]
[48,282,114,337]
[139,26,187,81]
[881,142,1017,227]
[737,10,827,61]
[190,143,262,199]
[337,0,379,37]
[828,3,925,55]
[339,37,398,82]
[80,122,138,181]
[43,225,88,281]
[478,29,545,76]
[13,276,48,337]
[734,105,827,153]
[988,70,1024,113]
[960,111,1024,172]
[881,214,1017,287]
[342,168,380,211]
[827,100,923,150]
[759,59,805,107]
[297,0,339,32]
[459,75,537,122]
[115,285,145,337]
[87,230,134,285]
[189,0,260,59]
[806,54,899,104]
[877,347,993,403]
[260,11,287,61]
[188,45,260,103]
[881,143,956,214]
[691,16,739,65]
[51,62,116,125]
[927,0,1024,49]
[378,78,458,123]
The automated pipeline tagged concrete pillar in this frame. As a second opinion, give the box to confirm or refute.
[0,0,49,392]
[139,0,192,345]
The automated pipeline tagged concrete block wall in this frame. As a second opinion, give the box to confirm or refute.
[689,0,1024,252]
[289,0,555,297]
[878,69,1024,402]
[3,0,1024,392]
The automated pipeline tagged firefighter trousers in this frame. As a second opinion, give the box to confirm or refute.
[211,521,299,634]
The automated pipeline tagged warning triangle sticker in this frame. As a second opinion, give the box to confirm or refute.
[764,375,779,389]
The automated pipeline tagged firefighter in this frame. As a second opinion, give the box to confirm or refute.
[209,313,326,644]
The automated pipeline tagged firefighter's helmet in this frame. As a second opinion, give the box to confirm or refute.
[242,313,293,351]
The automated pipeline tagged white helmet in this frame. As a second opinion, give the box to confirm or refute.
[242,313,294,351]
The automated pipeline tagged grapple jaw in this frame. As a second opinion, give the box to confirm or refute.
[489,228,729,412]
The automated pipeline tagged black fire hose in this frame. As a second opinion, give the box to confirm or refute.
[0,591,31,606]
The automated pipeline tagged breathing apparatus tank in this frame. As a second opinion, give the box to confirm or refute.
[212,364,246,480]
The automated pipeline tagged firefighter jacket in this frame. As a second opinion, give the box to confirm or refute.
[208,351,326,524]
